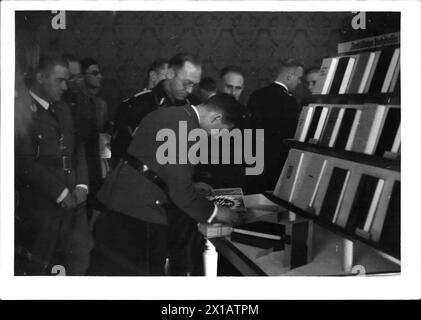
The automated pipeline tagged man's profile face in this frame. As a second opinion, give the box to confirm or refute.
[168,61,202,101]
[306,71,319,94]
[84,64,103,89]
[220,72,244,101]
[68,61,84,91]
[288,66,304,91]
[39,65,69,102]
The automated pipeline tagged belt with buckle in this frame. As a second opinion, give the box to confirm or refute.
[123,155,168,193]
[37,156,73,171]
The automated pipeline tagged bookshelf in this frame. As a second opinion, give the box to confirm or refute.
[270,32,401,271]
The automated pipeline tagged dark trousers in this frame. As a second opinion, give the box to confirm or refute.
[166,204,205,276]
[89,209,168,276]
[15,203,93,276]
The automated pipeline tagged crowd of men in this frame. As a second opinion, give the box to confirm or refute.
[14,51,319,276]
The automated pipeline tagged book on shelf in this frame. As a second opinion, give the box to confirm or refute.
[344,108,362,151]
[346,52,372,94]
[368,47,396,93]
[374,106,401,157]
[358,51,381,93]
[378,181,400,258]
[230,221,285,250]
[329,57,350,94]
[293,105,314,142]
[333,107,357,149]
[345,174,384,234]
[388,58,400,93]
[350,104,387,154]
[390,123,401,154]
[339,55,358,94]
[328,107,345,147]
[304,105,324,143]
[319,166,351,223]
[274,149,305,202]
[381,48,400,93]
[319,107,340,146]
[291,153,328,211]
[312,106,330,143]
[313,57,339,94]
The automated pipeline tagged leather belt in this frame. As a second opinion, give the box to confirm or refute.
[122,155,168,193]
[37,156,73,171]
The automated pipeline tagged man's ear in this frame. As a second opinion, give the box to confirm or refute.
[35,71,44,85]
[149,70,157,82]
[166,67,175,79]
[211,112,223,124]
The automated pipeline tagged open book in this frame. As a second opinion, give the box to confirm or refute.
[198,188,246,238]
[206,188,246,214]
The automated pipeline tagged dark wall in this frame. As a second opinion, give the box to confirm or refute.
[16,11,400,117]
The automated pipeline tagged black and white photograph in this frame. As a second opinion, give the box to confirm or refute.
[1,0,421,302]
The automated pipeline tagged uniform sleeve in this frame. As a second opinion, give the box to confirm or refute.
[163,162,214,224]
[75,141,89,187]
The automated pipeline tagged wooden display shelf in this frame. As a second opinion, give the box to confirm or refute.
[305,93,400,105]
[283,139,400,172]
[262,191,400,260]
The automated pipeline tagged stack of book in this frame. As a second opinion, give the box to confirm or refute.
[230,221,285,250]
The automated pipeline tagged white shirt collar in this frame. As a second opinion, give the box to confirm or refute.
[29,90,50,110]
[191,105,200,123]
[274,81,289,93]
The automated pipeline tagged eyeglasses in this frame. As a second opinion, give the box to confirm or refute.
[86,71,102,77]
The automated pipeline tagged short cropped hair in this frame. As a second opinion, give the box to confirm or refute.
[80,57,98,74]
[36,53,69,74]
[204,93,244,126]
[169,53,201,70]
[305,67,320,76]
[199,77,217,92]
[278,58,304,75]
[219,65,244,79]
[63,54,79,64]
[147,58,169,75]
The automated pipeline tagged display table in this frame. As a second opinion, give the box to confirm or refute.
[201,194,400,276]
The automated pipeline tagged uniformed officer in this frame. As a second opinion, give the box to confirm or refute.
[110,53,202,168]
[91,53,210,275]
[15,53,93,275]
[95,94,245,276]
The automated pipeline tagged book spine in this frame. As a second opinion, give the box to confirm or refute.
[322,58,339,94]
[313,107,329,142]
[328,108,345,147]
[363,179,385,232]
[339,57,357,94]
[381,48,400,93]
[364,105,386,154]
[358,52,376,93]
[345,109,362,151]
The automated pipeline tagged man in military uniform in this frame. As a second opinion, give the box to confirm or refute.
[110,53,202,167]
[95,94,244,276]
[15,54,93,275]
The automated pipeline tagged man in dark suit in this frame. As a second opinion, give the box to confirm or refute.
[111,53,202,167]
[15,54,93,275]
[247,58,303,192]
[95,94,244,276]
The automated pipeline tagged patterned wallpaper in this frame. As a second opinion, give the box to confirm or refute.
[16,11,400,116]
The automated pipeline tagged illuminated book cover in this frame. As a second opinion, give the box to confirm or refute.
[207,188,246,213]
